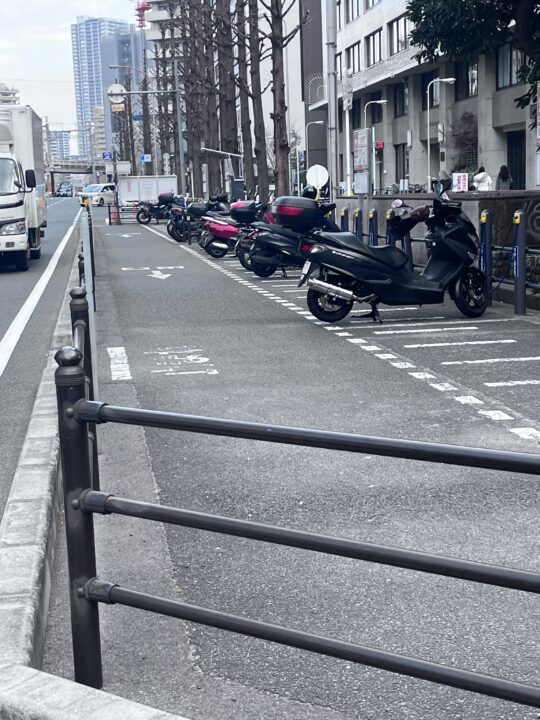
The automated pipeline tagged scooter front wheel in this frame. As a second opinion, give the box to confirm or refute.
[306,287,353,322]
[237,247,252,270]
[136,210,151,224]
[251,259,276,278]
[454,267,488,318]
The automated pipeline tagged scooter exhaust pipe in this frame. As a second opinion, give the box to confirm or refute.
[307,278,354,302]
[210,241,229,250]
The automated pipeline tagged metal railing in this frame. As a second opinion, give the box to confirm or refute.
[54,310,540,707]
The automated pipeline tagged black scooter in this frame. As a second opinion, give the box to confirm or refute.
[298,178,488,323]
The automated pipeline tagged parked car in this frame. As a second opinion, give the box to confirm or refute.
[56,185,73,197]
[79,183,116,206]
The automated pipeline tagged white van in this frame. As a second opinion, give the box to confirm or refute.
[79,183,116,206]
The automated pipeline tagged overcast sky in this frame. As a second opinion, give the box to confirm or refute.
[0,1,135,127]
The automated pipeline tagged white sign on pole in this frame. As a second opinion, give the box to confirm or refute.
[105,161,131,175]
[353,129,369,172]
[140,154,152,163]
[107,83,126,103]
[305,164,329,190]
[452,173,469,192]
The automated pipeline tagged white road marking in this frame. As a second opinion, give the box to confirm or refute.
[107,347,132,380]
[361,345,382,351]
[335,332,352,336]
[454,396,484,405]
[509,427,540,441]
[347,338,367,344]
[485,380,540,388]
[152,368,220,376]
[442,356,540,366]
[375,353,397,360]
[0,208,82,381]
[375,327,478,335]
[409,372,437,380]
[390,361,416,369]
[404,339,517,349]
[478,410,514,421]
[370,317,513,331]
[122,266,151,271]
[430,382,458,392]
[148,270,171,280]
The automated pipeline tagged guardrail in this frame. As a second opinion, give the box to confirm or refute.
[54,301,540,707]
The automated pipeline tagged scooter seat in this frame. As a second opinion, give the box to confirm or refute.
[318,231,408,269]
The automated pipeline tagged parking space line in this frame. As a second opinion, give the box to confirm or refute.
[485,380,540,388]
[404,339,517,349]
[442,356,540,366]
[375,327,478,335]
[107,346,132,381]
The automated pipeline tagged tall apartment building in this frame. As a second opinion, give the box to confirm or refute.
[310,0,535,192]
[49,130,72,160]
[71,15,130,158]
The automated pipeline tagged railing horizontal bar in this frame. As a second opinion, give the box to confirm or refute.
[80,491,540,593]
[76,401,540,475]
[86,579,540,708]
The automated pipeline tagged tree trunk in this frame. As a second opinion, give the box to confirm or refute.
[203,0,222,195]
[141,46,152,176]
[236,0,256,197]
[269,0,290,196]
[216,0,240,177]
[248,0,269,200]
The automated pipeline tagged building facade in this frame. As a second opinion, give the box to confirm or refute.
[312,0,536,193]
[49,130,72,160]
[71,15,130,159]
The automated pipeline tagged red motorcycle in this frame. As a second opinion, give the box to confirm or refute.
[199,201,274,263]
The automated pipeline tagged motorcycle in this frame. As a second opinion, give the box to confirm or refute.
[136,192,184,225]
[166,195,229,243]
[298,177,488,323]
[199,201,273,260]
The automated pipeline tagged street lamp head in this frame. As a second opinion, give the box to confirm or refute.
[375,99,388,104]
[441,77,456,84]
[313,120,325,125]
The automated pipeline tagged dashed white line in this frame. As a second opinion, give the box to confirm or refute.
[403,339,517,349]
[346,338,367,344]
[454,396,484,405]
[409,372,437,380]
[442,356,540,366]
[361,345,382,351]
[429,382,458,392]
[485,380,540,388]
[107,346,132,380]
[375,327,478,335]
[478,410,514,421]
[390,361,416,369]
[509,428,540,441]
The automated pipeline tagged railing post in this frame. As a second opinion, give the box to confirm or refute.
[78,253,85,285]
[479,210,493,307]
[86,206,97,310]
[70,288,100,491]
[340,207,349,231]
[54,347,103,689]
[513,210,527,315]
[368,209,378,246]
[354,209,363,239]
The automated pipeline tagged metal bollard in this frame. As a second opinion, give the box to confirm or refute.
[78,253,85,285]
[513,210,527,315]
[354,209,363,239]
[479,210,493,307]
[368,209,378,246]
[55,347,103,689]
[340,207,349,231]
[385,209,396,246]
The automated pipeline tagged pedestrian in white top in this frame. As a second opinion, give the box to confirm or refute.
[472,167,493,191]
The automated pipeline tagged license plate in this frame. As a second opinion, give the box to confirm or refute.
[298,261,312,287]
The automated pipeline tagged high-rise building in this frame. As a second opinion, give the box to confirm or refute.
[0,83,20,105]
[71,15,129,158]
[50,130,72,160]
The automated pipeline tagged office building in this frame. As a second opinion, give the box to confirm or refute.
[71,15,129,158]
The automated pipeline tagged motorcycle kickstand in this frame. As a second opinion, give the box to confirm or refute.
[281,267,288,278]
[353,302,383,324]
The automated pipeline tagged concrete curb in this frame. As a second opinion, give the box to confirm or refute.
[0,215,187,720]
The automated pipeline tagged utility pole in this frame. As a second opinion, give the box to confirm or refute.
[173,55,186,195]
[113,147,121,225]
[325,0,338,201]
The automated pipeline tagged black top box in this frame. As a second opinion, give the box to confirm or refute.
[158,192,175,205]
[188,201,209,218]
[272,196,323,229]
[230,200,257,224]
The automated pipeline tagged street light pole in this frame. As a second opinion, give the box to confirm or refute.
[305,120,325,171]
[426,77,455,192]
[363,99,388,196]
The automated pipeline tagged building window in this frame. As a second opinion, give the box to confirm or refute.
[389,16,410,56]
[366,29,382,67]
[336,52,342,82]
[395,143,409,183]
[352,98,362,128]
[421,71,440,110]
[454,60,478,100]
[337,0,343,30]
[496,43,526,89]
[366,0,382,9]
[370,91,383,124]
[393,79,408,117]
[346,41,361,74]
[345,0,361,23]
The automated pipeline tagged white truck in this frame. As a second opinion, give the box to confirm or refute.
[0,105,47,270]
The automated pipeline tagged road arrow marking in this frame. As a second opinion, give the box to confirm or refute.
[147,270,171,280]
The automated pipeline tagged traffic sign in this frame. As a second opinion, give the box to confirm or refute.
[132,114,143,121]
[102,151,113,161]
[140,153,152,163]
[107,83,126,103]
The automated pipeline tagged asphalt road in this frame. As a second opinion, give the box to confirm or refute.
[0,197,81,517]
[44,211,540,720]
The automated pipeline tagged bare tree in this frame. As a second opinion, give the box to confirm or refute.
[247,0,270,200]
[216,0,240,177]
[235,0,256,196]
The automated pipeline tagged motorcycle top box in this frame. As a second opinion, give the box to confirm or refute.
[158,192,175,205]
[188,201,209,218]
[230,200,258,224]
[272,196,323,230]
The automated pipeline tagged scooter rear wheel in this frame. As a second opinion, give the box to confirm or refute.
[205,243,228,258]
[251,259,276,278]
[307,287,353,322]
[237,247,252,271]
[454,267,488,318]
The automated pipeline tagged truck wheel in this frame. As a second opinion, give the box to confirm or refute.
[16,246,30,272]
